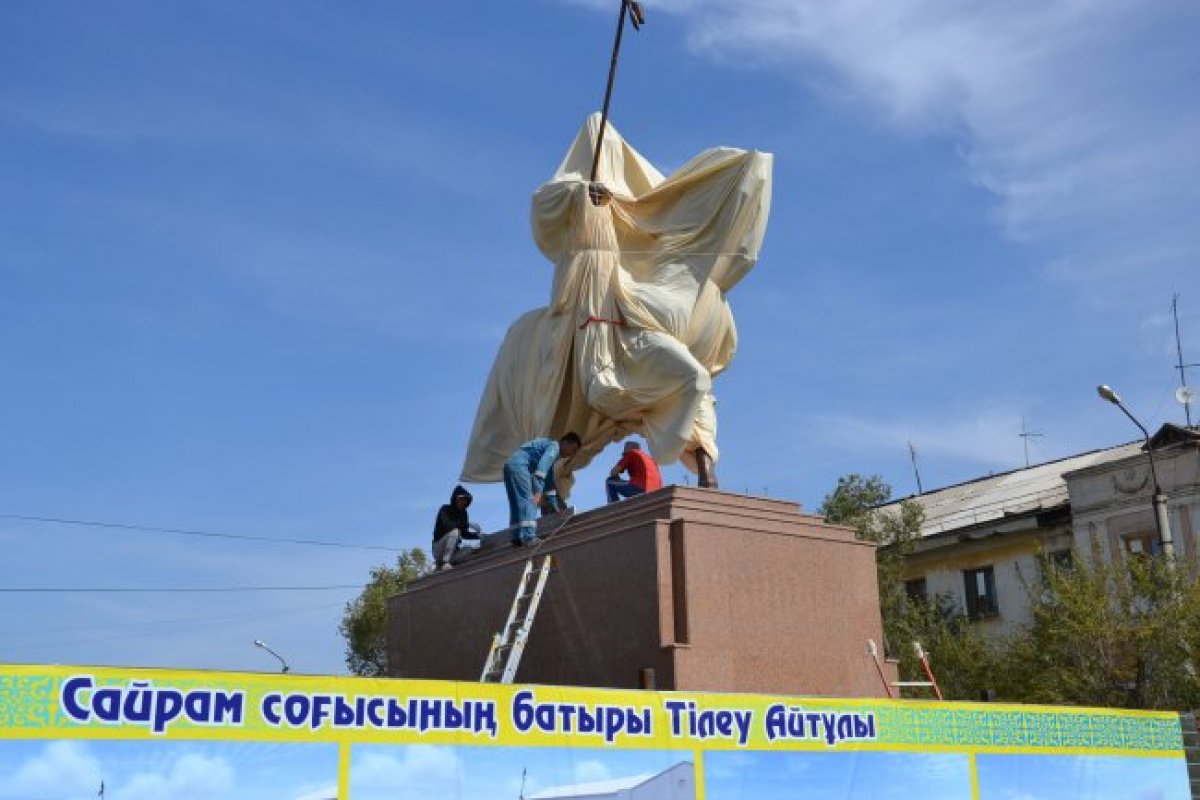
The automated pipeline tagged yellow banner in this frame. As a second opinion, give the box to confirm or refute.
[0,665,1189,800]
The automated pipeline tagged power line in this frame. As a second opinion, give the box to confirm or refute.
[1,603,345,653]
[0,601,344,638]
[0,584,363,594]
[0,513,400,552]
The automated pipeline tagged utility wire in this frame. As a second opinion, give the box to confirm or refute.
[0,601,344,638]
[1,603,345,652]
[0,513,400,552]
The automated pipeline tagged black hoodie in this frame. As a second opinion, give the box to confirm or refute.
[432,485,476,543]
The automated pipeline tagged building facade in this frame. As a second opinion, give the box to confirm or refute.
[884,425,1200,637]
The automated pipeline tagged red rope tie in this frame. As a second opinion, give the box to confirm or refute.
[579,316,624,330]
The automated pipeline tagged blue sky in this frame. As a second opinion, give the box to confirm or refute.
[1,1,1198,674]
[350,744,690,800]
[976,754,1190,800]
[0,739,338,800]
[705,750,969,799]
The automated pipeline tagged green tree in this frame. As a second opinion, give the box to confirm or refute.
[995,543,1200,710]
[889,592,997,701]
[820,473,995,700]
[339,548,430,677]
[819,473,920,652]
[821,475,1200,709]
[819,474,892,529]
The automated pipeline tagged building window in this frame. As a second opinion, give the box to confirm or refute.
[904,578,927,603]
[963,566,998,619]
[1046,549,1073,570]
[1122,531,1157,557]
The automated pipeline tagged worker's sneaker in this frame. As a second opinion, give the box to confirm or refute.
[440,563,453,572]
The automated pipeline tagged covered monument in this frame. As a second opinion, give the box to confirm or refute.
[460,114,773,493]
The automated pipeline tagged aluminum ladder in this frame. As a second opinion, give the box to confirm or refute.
[480,555,553,683]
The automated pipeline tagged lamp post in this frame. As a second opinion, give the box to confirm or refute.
[254,639,290,673]
[1096,385,1174,558]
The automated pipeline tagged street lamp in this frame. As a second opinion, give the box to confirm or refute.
[1096,385,1174,558]
[254,639,290,673]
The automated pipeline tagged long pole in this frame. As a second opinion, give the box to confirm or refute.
[907,441,923,494]
[590,1,634,184]
[1173,294,1196,427]
[1019,416,1043,468]
[1113,403,1174,559]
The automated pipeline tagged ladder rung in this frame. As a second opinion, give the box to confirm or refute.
[481,555,553,684]
[892,681,935,687]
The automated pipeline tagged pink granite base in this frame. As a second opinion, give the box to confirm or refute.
[387,486,894,697]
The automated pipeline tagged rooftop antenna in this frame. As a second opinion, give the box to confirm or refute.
[1019,416,1043,468]
[907,441,924,494]
[589,0,646,188]
[1172,294,1197,427]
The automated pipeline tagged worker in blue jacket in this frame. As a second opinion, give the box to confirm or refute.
[504,432,581,546]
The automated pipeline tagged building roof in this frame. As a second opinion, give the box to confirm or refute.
[528,773,653,798]
[887,440,1144,538]
[528,762,693,800]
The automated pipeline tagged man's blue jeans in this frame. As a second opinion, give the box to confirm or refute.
[606,477,645,504]
[503,461,539,543]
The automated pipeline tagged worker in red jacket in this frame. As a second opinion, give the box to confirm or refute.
[605,441,663,503]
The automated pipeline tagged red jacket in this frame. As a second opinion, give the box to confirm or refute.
[614,449,662,492]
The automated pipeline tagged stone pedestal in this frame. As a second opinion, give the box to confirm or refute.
[387,486,894,697]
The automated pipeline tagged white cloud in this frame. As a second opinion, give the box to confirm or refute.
[808,406,1030,470]
[291,787,338,800]
[353,745,463,789]
[572,759,613,784]
[1,741,102,799]
[118,753,235,800]
[579,0,1200,295]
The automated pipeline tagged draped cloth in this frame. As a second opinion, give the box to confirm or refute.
[461,115,773,497]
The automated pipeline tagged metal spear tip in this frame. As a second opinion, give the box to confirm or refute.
[1096,384,1122,405]
[626,0,645,29]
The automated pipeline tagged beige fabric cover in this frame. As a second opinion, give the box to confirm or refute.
[461,115,773,496]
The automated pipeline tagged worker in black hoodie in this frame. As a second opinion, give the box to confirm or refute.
[432,485,479,571]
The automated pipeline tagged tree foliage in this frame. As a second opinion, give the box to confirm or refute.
[339,548,430,677]
[820,474,1008,700]
[819,474,987,696]
[994,543,1200,710]
[819,474,892,528]
[822,472,1200,710]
